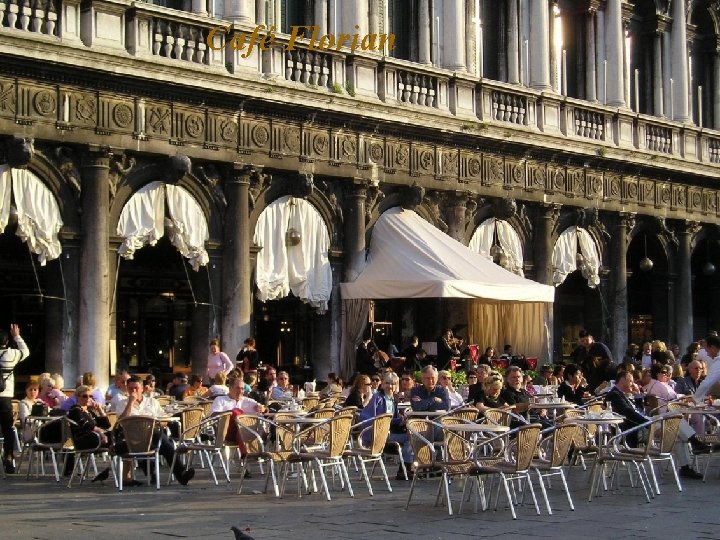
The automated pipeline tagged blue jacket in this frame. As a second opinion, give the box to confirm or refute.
[409,384,450,412]
[360,391,405,433]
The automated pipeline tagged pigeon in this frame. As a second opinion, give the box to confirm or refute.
[91,467,111,483]
[230,526,255,540]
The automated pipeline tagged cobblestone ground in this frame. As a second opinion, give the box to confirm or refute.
[1,460,718,540]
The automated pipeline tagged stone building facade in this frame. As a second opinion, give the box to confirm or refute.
[1,0,720,384]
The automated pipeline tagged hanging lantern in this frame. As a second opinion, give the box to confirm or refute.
[640,234,653,272]
[285,198,302,247]
[702,261,716,276]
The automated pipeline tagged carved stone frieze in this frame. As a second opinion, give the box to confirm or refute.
[0,78,17,117]
[440,150,459,178]
[146,105,172,136]
[424,190,448,232]
[638,179,655,206]
[604,174,621,201]
[108,153,137,205]
[527,162,547,191]
[73,93,97,126]
[249,122,270,149]
[506,160,525,188]
[688,187,703,213]
[483,155,503,186]
[622,176,639,203]
[549,167,566,192]
[586,172,603,199]
[656,182,671,208]
[364,184,384,223]
[194,163,227,210]
[367,139,384,164]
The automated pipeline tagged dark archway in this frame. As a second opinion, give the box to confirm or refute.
[553,271,604,362]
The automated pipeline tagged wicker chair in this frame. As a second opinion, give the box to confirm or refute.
[442,406,479,423]
[66,421,116,488]
[342,414,393,496]
[405,419,450,514]
[168,412,232,485]
[288,412,355,501]
[156,395,172,407]
[483,408,528,427]
[21,416,74,482]
[588,419,657,503]
[175,407,205,442]
[112,416,160,491]
[531,423,580,514]
[622,413,684,494]
[467,423,543,520]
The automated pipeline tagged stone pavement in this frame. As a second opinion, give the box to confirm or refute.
[0,462,717,540]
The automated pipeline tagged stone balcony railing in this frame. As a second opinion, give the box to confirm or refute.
[2,0,720,167]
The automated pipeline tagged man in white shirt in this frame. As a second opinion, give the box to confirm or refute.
[117,376,195,485]
[697,335,720,372]
[211,377,266,415]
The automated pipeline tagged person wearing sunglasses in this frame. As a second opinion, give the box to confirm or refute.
[67,384,111,451]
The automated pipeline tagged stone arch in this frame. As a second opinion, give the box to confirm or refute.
[111,160,222,242]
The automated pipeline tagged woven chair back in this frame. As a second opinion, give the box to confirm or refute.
[484,408,512,426]
[116,416,157,454]
[513,424,542,472]
[366,414,392,455]
[658,414,682,454]
[326,413,354,458]
[547,423,579,468]
[179,407,205,440]
[407,418,435,467]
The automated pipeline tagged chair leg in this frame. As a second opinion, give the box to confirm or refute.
[443,473,454,516]
[535,469,552,515]
[316,460,331,501]
[405,470,420,510]
[377,457,392,493]
[339,460,354,498]
[525,473,541,515]
[117,458,124,492]
[500,474,517,519]
[559,468,575,511]
[358,459,373,496]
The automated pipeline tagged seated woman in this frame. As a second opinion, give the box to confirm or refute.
[318,372,343,399]
[182,374,208,400]
[18,382,45,442]
[437,370,464,408]
[67,384,111,450]
[38,375,62,408]
[475,373,509,414]
[344,375,372,409]
[207,372,229,398]
[359,371,414,480]
[557,364,590,404]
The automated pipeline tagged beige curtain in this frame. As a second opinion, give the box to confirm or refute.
[340,299,370,379]
[466,300,550,362]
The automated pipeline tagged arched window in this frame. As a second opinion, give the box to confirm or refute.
[552,226,600,288]
[0,165,63,265]
[254,196,332,311]
[469,218,524,276]
[116,181,210,271]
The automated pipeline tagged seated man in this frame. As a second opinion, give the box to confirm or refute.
[410,366,450,413]
[609,369,704,478]
[270,371,294,401]
[116,376,195,485]
[438,370,464,408]
[211,376,266,416]
[499,366,530,421]
[395,371,417,401]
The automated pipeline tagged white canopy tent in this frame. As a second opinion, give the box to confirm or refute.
[339,207,555,377]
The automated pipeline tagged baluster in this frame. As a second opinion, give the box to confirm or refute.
[19,0,30,30]
[311,53,321,86]
[285,51,293,80]
[491,92,499,120]
[7,0,18,28]
[293,50,303,82]
[509,95,518,123]
[427,83,435,107]
[30,0,41,32]
[152,19,162,55]
[301,51,311,84]
[397,73,405,102]
[44,0,56,35]
[319,56,329,87]
[502,94,510,122]
[412,74,422,104]
[0,0,6,27]
[184,27,196,61]
[173,24,185,60]
[196,29,207,64]
[161,22,173,57]
[401,73,410,102]
[417,76,427,106]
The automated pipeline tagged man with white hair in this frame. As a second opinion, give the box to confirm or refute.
[410,366,450,412]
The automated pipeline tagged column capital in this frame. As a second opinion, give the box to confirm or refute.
[674,219,701,237]
[229,163,263,185]
[81,145,113,167]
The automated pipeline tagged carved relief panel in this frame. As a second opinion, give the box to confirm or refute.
[527,162,547,191]
[205,111,238,149]
[0,78,16,119]
[16,83,57,122]
[483,155,504,186]
[411,144,436,177]
[604,174,621,202]
[460,151,482,183]
[505,160,525,189]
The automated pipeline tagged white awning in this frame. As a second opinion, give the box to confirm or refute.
[340,207,553,302]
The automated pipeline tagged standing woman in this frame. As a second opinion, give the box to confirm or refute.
[205,339,233,384]
[237,337,260,373]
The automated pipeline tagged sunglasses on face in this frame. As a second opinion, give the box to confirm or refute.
[78,394,91,399]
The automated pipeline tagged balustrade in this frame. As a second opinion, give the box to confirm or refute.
[0,0,58,36]
[491,90,526,124]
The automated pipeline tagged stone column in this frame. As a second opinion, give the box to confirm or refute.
[191,0,207,16]
[255,0,266,24]
[611,212,633,364]
[465,0,478,75]
[662,30,672,117]
[368,0,379,36]
[670,0,689,121]
[529,0,551,90]
[224,0,254,23]
[605,0,625,107]
[78,148,111,387]
[676,221,698,351]
[586,10,597,101]
[61,241,80,383]
[341,0,368,36]
[714,52,720,129]
[344,181,367,282]
[506,0,520,84]
[418,0,431,65]
[443,192,468,242]
[533,204,561,285]
[314,0,328,34]
[443,0,465,70]
[653,30,664,116]
[596,7,606,102]
[45,258,65,377]
[221,165,252,358]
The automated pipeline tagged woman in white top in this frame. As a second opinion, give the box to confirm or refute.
[438,370,465,408]
[205,338,233,383]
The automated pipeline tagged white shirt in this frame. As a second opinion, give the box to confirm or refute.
[115,395,164,418]
[694,360,720,402]
[211,394,261,414]
[108,391,129,413]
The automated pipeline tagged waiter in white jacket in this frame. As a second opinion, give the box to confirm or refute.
[0,324,30,474]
